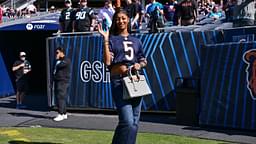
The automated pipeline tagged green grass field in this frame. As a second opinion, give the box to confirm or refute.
[0,127,231,144]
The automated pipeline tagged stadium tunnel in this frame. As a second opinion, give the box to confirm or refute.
[0,30,57,109]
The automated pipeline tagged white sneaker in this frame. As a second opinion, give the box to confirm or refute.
[53,114,64,121]
[63,114,68,119]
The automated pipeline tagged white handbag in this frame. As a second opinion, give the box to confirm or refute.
[122,67,152,100]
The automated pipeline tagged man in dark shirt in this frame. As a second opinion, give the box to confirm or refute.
[12,52,31,109]
[223,0,236,22]
[126,0,140,29]
[177,0,197,26]
[164,0,176,22]
[59,0,75,33]
[53,47,71,121]
[73,0,96,32]
[146,0,165,33]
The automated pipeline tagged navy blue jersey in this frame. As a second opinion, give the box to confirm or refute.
[74,7,95,32]
[59,8,75,32]
[109,35,145,66]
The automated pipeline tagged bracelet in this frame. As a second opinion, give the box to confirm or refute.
[103,41,109,45]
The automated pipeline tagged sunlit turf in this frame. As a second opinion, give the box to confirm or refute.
[0,127,232,144]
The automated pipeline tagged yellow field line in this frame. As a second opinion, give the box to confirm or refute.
[0,129,30,142]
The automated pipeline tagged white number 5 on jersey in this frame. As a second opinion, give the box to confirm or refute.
[123,41,134,61]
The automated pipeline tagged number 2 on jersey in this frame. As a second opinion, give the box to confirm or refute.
[65,12,70,20]
[123,41,134,61]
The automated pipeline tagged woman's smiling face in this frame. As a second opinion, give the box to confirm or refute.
[116,12,129,31]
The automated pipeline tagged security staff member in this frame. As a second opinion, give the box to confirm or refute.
[12,52,31,109]
[53,47,71,122]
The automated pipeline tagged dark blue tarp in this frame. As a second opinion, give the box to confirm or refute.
[46,26,256,130]
[0,52,15,97]
[47,31,220,111]
[200,42,256,130]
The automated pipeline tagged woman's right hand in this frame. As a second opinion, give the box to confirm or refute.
[98,23,109,40]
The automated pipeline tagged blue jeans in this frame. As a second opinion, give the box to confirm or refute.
[111,78,143,144]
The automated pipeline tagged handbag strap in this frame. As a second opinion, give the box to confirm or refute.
[128,66,141,80]
[127,66,140,92]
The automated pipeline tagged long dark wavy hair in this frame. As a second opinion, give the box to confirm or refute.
[109,9,131,36]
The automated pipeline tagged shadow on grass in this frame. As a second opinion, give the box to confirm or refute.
[9,140,63,144]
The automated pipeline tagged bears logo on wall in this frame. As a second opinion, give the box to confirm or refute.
[243,49,256,100]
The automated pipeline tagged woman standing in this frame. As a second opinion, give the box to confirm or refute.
[98,10,147,144]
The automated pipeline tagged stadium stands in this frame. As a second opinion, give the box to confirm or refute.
[0,11,59,30]
[1,0,37,10]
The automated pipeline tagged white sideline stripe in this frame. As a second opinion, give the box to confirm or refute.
[70,113,117,118]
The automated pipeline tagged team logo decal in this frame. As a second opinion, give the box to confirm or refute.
[26,23,33,30]
[243,49,256,100]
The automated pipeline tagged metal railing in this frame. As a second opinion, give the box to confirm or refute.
[1,11,50,23]
[52,28,152,36]
[0,11,58,28]
[1,0,36,10]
